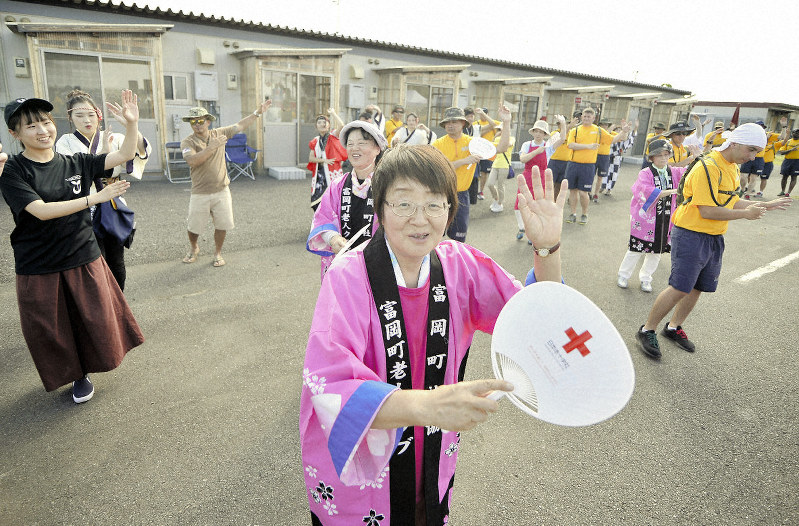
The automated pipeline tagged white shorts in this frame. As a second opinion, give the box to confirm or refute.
[187,187,234,233]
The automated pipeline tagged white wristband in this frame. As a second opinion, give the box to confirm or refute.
[253,111,260,117]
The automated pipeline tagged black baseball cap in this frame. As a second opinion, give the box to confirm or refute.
[4,97,53,127]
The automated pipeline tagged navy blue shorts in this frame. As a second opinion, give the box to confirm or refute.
[762,161,774,178]
[446,190,470,242]
[595,154,611,177]
[740,157,764,175]
[781,158,799,176]
[479,159,493,173]
[548,159,569,184]
[565,162,595,191]
[668,226,725,293]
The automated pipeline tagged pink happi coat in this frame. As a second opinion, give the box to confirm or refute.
[306,175,380,279]
[299,241,527,525]
[628,165,685,253]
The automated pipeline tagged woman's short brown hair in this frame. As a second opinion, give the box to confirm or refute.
[372,145,458,228]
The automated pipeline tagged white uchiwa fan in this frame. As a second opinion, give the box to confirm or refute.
[488,282,635,427]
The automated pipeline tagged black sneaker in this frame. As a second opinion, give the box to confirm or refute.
[636,326,661,359]
[72,375,94,403]
[661,325,696,352]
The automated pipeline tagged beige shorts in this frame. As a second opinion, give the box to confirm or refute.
[187,187,234,233]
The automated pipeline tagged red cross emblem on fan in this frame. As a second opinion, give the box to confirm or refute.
[563,327,592,357]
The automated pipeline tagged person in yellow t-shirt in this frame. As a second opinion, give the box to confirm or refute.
[564,107,601,224]
[432,105,510,242]
[703,121,726,151]
[486,123,516,213]
[778,128,799,196]
[565,107,629,224]
[472,108,500,201]
[664,121,701,168]
[384,105,404,146]
[591,118,632,202]
[635,123,792,359]
[741,120,781,198]
[548,110,581,193]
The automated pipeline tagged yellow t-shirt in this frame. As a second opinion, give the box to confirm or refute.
[779,138,799,160]
[672,150,740,235]
[567,124,601,164]
[549,129,573,161]
[492,137,516,168]
[756,132,778,160]
[433,134,474,192]
[762,133,780,162]
[703,131,725,148]
[597,128,617,155]
[669,141,689,165]
[476,119,500,143]
[385,118,403,145]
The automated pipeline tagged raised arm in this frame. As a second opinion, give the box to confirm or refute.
[234,98,272,134]
[475,108,496,135]
[494,104,512,154]
[103,90,139,170]
[328,107,345,136]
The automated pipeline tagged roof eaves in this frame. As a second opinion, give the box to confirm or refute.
[30,0,692,95]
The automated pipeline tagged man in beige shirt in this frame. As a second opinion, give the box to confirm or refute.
[180,101,270,267]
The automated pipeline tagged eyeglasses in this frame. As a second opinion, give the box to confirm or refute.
[189,118,207,125]
[387,200,450,218]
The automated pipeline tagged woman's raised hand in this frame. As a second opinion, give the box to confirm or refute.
[517,167,567,248]
[105,90,139,126]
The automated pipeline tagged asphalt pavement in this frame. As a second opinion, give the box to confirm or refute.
[1,164,797,525]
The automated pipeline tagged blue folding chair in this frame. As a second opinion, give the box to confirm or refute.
[225,133,259,181]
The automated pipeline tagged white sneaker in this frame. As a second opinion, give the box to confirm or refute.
[641,281,653,293]
[617,276,628,289]
[490,202,504,213]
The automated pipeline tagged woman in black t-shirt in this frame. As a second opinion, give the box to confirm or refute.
[0,91,145,404]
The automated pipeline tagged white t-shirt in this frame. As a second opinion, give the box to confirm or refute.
[393,126,437,145]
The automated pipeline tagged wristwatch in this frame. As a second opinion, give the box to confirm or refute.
[532,242,560,257]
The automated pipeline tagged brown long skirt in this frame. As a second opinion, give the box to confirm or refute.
[16,257,145,391]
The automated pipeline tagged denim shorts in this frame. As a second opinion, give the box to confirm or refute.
[446,190,470,242]
[668,226,725,293]
[565,162,595,191]
[740,157,764,175]
[595,154,611,176]
[781,158,799,176]
[548,159,569,184]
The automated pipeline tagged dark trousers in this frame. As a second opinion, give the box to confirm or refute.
[97,237,126,291]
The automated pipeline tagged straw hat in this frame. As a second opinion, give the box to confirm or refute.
[528,120,550,137]
[182,107,216,122]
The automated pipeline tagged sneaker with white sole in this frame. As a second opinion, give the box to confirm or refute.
[641,281,652,293]
[578,214,588,225]
[72,375,94,403]
[477,192,485,200]
[490,202,504,213]
[566,213,577,223]
[617,276,628,288]
[755,192,763,198]
[661,325,696,352]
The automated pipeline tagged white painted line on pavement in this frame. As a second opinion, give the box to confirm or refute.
[735,250,799,283]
